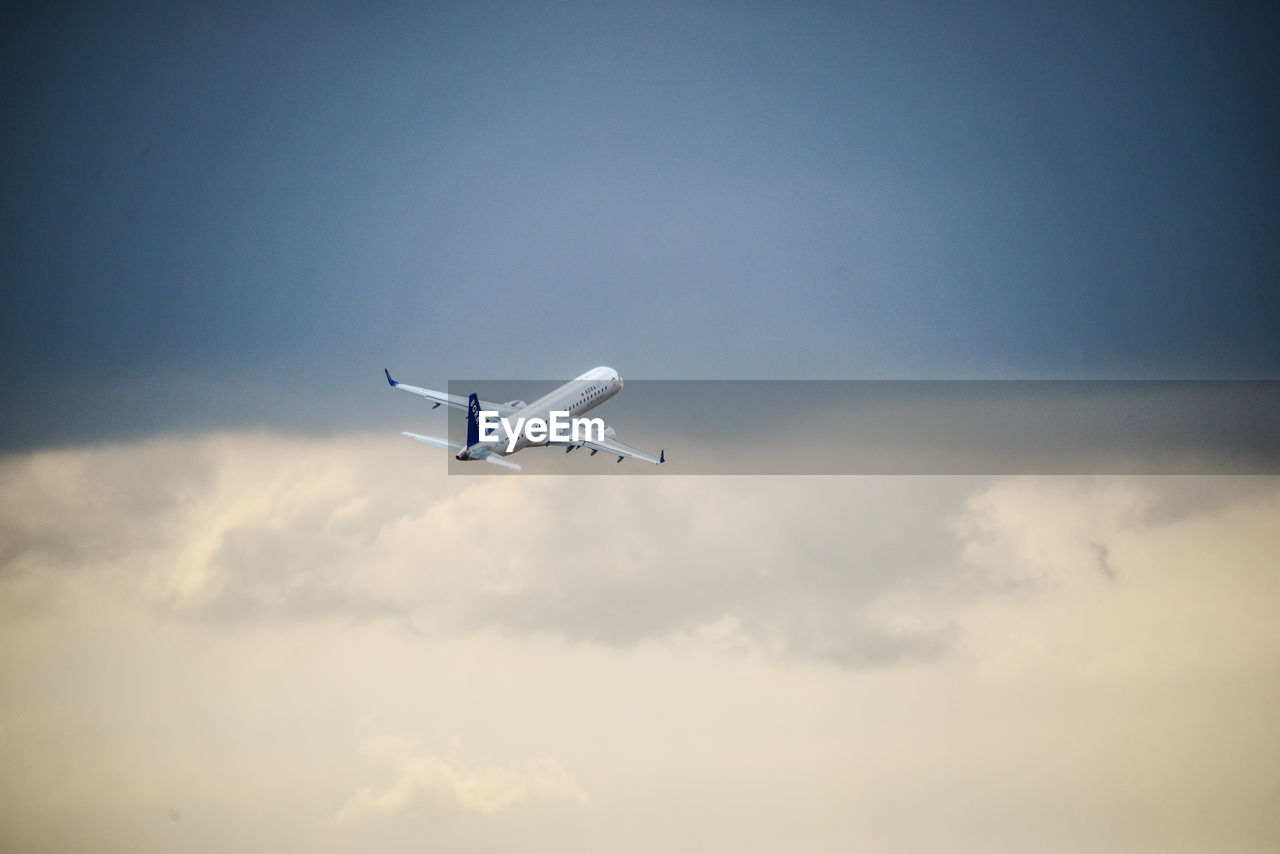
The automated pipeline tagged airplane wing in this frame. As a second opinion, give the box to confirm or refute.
[385,370,517,416]
[400,432,522,470]
[573,433,665,465]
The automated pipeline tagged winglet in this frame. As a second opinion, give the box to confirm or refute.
[659,449,665,464]
[384,368,397,387]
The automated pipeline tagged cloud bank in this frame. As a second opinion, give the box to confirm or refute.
[2,433,1278,853]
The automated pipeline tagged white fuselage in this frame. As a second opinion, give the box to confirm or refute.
[487,366,622,455]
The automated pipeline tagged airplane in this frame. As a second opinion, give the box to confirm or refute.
[384,366,664,471]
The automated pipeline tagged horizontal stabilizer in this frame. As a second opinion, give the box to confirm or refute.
[400,432,522,470]
[477,453,522,471]
[401,431,462,452]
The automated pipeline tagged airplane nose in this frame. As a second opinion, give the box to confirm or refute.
[617,376,624,390]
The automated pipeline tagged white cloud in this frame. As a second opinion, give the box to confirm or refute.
[1,434,979,664]
[2,434,1278,853]
[334,735,585,823]
[946,476,1280,681]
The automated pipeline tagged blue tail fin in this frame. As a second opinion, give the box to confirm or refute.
[466,393,480,448]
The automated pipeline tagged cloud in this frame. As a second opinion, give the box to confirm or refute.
[0,433,981,667]
[6,435,1278,678]
[944,476,1280,683]
[2,433,1278,852]
[334,735,585,824]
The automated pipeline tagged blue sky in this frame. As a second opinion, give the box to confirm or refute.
[3,1,1277,448]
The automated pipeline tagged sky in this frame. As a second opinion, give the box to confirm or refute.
[3,1,1279,446]
[2,2,1279,852]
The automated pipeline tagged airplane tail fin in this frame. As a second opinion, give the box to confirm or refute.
[466,393,481,448]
